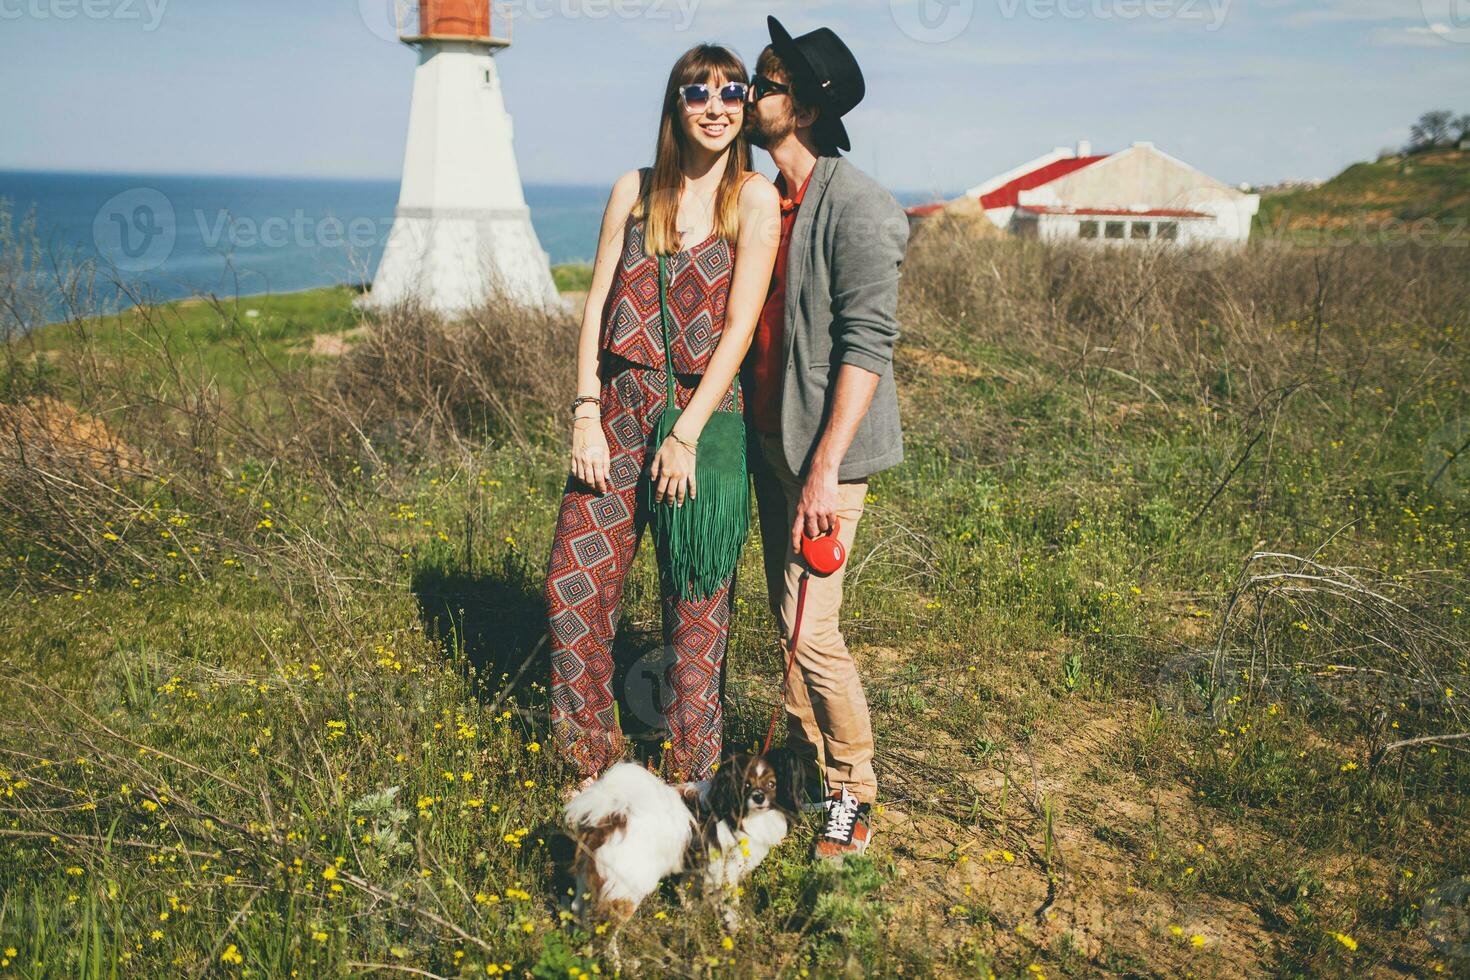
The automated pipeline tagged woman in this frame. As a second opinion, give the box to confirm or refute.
[544,45,780,788]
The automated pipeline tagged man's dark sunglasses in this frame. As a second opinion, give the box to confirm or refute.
[750,74,790,101]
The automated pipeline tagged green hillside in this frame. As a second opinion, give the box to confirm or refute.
[1258,148,1470,239]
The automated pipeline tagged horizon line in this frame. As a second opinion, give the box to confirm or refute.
[0,165,947,198]
[0,165,603,188]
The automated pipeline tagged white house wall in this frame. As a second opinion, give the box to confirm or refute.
[1039,216,1076,242]
[985,205,1016,230]
[1040,144,1225,207]
[1018,144,1259,244]
[1032,213,1215,245]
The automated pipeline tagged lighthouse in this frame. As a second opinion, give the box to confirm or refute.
[366,0,560,315]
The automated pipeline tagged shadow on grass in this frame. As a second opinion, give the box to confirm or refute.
[409,545,679,760]
[410,547,548,707]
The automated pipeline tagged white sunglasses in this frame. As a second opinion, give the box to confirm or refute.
[679,82,749,115]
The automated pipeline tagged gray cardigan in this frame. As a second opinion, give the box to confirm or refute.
[773,154,909,482]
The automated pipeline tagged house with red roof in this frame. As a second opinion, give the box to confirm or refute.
[914,141,1259,246]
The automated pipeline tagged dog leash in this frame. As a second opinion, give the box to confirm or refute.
[761,519,846,756]
[762,568,810,756]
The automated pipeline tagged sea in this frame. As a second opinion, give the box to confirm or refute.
[0,170,937,325]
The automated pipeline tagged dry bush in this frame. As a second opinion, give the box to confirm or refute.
[332,292,579,455]
[0,395,143,476]
[906,197,1007,254]
[1160,553,1469,741]
[0,262,578,601]
[896,227,1470,495]
[900,223,1470,753]
[900,226,1470,405]
[0,295,391,601]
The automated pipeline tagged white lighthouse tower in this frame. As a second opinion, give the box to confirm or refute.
[366,0,560,315]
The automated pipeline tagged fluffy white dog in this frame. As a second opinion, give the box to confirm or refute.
[562,762,695,922]
[561,751,809,926]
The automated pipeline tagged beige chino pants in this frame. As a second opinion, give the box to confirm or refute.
[753,433,878,803]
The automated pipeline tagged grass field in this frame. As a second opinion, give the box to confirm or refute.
[2,215,1469,977]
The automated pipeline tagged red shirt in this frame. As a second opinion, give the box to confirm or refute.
[749,166,813,433]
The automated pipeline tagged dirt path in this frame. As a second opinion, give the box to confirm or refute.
[290,324,372,357]
[849,644,1307,977]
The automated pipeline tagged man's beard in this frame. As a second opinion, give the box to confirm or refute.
[746,105,796,150]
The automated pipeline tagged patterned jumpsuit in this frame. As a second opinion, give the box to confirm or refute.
[545,219,740,783]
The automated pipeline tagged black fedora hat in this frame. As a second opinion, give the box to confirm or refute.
[766,16,866,152]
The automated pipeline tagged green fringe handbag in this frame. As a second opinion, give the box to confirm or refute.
[645,253,751,601]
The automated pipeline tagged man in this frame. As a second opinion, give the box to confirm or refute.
[743,17,908,862]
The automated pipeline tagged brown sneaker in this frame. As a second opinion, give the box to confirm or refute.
[813,787,873,863]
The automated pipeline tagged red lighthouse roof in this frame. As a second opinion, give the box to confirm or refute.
[978,154,1109,210]
[402,0,510,46]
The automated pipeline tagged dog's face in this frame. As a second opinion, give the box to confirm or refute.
[709,749,810,823]
[746,756,781,813]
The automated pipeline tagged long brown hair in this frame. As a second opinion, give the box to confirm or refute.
[636,44,753,257]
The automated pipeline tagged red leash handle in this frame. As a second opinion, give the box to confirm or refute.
[761,520,847,756]
[762,569,810,756]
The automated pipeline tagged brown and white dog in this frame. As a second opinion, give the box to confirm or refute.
[682,750,809,926]
[561,750,808,925]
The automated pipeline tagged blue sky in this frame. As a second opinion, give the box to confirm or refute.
[2,0,1467,194]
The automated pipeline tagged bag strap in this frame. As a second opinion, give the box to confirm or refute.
[656,254,677,409]
[655,249,741,417]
